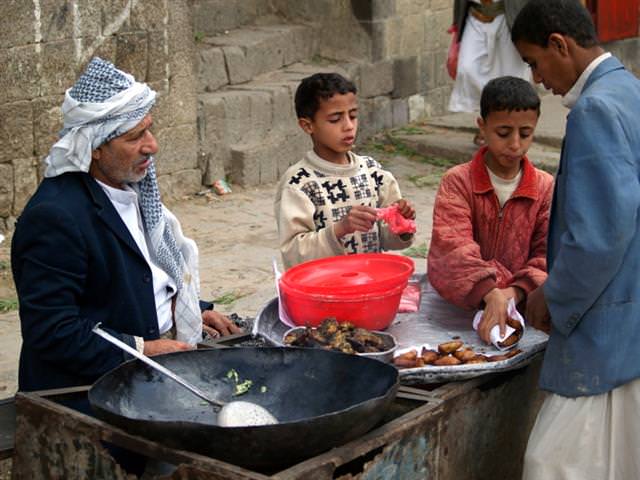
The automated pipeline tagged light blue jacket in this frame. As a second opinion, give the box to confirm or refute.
[540,56,640,397]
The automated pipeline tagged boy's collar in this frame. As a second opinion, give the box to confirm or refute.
[470,146,539,200]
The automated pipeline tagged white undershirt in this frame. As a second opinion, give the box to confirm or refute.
[97,180,176,337]
[487,168,522,207]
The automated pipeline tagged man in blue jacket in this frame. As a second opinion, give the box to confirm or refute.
[512,0,640,478]
[12,58,240,393]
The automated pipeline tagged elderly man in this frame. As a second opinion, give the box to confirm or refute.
[12,57,241,392]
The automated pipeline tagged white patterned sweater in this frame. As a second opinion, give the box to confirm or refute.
[275,150,414,269]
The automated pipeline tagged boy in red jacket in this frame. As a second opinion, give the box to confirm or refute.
[427,76,554,343]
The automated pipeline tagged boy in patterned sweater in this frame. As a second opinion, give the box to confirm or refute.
[275,73,416,269]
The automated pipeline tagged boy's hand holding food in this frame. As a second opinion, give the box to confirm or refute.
[333,205,378,239]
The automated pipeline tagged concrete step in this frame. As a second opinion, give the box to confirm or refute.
[196,23,320,91]
[229,131,311,187]
[191,1,279,37]
[394,124,560,174]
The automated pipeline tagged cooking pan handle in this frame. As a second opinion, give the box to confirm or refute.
[92,324,225,407]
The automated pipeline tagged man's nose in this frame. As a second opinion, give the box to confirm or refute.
[142,131,158,154]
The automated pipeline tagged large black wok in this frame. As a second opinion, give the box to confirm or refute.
[88,347,398,471]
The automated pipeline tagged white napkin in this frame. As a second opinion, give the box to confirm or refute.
[272,259,295,328]
[472,298,525,351]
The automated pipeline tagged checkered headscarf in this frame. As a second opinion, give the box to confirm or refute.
[44,57,156,177]
[43,57,203,345]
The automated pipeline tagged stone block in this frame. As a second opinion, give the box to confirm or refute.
[147,31,171,84]
[0,102,34,164]
[392,98,409,127]
[197,47,229,93]
[199,148,228,186]
[32,96,64,159]
[114,33,149,82]
[0,1,33,47]
[318,18,373,63]
[393,56,419,98]
[158,169,202,200]
[425,86,448,116]
[408,94,426,122]
[38,1,73,42]
[131,0,166,31]
[39,40,78,96]
[398,12,426,55]
[229,145,260,187]
[277,131,310,177]
[100,0,133,34]
[222,46,251,84]
[0,164,13,217]
[12,158,38,214]
[91,35,118,64]
[419,52,437,91]
[374,96,393,132]
[0,46,41,103]
[285,25,318,65]
[396,0,428,15]
[351,0,397,20]
[167,0,197,56]
[155,124,198,175]
[435,49,450,86]
[198,94,227,146]
[191,0,264,37]
[431,9,452,50]
[431,0,451,10]
[358,60,394,98]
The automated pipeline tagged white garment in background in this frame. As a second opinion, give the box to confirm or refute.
[523,377,640,480]
[97,180,176,336]
[449,11,531,113]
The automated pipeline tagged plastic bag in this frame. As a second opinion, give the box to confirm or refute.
[398,281,422,313]
[472,298,525,351]
[446,25,460,80]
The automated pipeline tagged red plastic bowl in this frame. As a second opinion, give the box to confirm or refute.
[281,253,414,295]
[280,281,407,330]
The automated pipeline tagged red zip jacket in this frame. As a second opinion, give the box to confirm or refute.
[427,147,554,310]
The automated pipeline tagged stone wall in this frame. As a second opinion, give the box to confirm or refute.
[0,0,199,232]
[3,0,639,233]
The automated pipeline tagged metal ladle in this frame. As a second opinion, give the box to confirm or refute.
[92,324,278,427]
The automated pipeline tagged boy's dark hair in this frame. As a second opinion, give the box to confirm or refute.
[480,76,541,119]
[294,73,357,119]
[511,0,598,48]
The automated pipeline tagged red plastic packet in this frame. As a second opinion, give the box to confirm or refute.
[446,25,460,80]
[398,282,421,313]
[376,205,416,235]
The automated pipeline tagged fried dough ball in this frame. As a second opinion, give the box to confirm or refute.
[420,349,439,365]
[498,331,521,348]
[453,348,476,362]
[434,354,462,366]
[438,340,463,355]
[465,355,489,364]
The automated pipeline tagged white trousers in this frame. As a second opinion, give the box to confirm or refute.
[449,13,530,113]
[523,377,640,480]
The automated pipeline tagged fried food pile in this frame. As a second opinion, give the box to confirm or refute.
[284,318,391,354]
[497,317,524,348]
[394,340,522,369]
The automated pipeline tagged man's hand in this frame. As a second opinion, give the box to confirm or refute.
[143,339,193,356]
[333,205,377,239]
[525,285,551,333]
[202,310,243,338]
[478,287,524,344]
[394,199,416,220]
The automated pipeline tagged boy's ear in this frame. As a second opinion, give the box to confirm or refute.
[548,33,569,57]
[476,116,485,130]
[298,117,313,135]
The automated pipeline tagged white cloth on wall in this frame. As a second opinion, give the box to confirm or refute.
[449,13,531,113]
[523,376,640,480]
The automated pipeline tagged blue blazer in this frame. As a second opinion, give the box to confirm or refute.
[541,56,640,397]
[12,172,160,391]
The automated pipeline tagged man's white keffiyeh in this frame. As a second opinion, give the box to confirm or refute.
[44,57,203,345]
